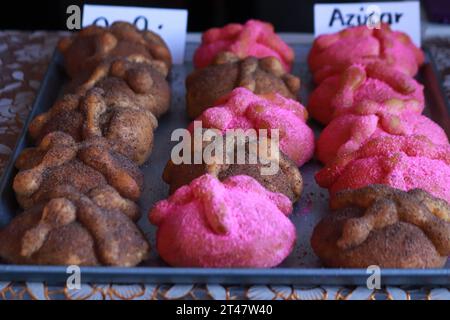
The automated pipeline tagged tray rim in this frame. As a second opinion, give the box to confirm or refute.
[0,42,449,286]
[1,264,450,285]
[425,46,450,114]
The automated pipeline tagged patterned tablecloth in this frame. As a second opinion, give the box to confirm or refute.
[0,31,450,300]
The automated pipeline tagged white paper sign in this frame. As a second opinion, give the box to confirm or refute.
[314,1,421,46]
[82,5,188,64]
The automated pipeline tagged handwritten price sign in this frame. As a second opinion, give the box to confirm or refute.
[314,1,421,46]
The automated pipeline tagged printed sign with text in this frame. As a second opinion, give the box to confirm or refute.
[314,1,421,46]
[82,5,188,64]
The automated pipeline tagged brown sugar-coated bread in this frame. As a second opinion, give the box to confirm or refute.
[66,57,171,118]
[311,185,450,268]
[0,185,149,266]
[58,21,172,79]
[163,134,303,202]
[28,85,159,165]
[186,53,301,119]
[28,94,84,142]
[13,131,143,210]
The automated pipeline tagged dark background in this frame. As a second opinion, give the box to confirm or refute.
[0,0,447,32]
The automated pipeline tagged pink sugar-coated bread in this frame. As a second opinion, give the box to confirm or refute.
[149,174,296,268]
[316,112,449,164]
[308,24,424,83]
[193,19,294,72]
[188,87,315,167]
[315,135,450,203]
[307,62,424,125]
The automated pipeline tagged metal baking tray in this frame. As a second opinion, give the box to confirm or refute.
[0,39,449,285]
